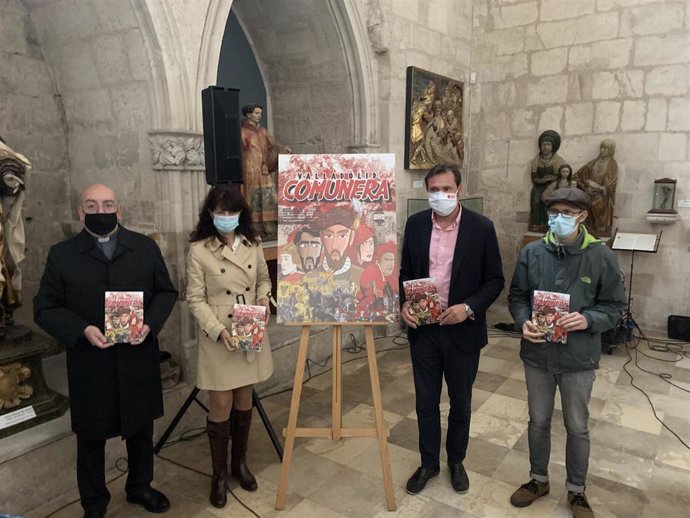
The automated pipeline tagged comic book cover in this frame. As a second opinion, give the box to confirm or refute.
[231,304,267,352]
[532,290,570,344]
[403,278,442,326]
[277,154,398,323]
[104,291,144,345]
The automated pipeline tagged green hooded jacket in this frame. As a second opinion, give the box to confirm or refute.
[508,226,626,373]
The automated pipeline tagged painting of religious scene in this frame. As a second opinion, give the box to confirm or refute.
[277,154,398,324]
[404,66,464,170]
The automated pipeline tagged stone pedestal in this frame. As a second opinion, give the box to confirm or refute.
[0,328,68,439]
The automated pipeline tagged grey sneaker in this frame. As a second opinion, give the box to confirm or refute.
[510,479,550,507]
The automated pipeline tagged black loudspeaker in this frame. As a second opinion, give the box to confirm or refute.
[668,315,690,341]
[202,86,243,185]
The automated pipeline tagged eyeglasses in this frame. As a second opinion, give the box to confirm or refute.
[547,209,582,219]
[81,200,119,214]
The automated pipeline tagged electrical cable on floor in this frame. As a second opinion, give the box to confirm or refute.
[41,332,408,518]
[630,323,690,394]
[155,452,261,518]
[621,321,690,450]
[41,471,127,518]
[346,332,364,353]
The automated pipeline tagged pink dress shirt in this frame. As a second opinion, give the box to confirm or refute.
[429,206,462,309]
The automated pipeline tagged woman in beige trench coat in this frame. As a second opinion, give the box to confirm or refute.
[186,186,273,508]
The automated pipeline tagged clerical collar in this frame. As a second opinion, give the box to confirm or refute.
[94,228,119,243]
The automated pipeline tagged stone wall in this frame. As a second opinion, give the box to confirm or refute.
[24,0,158,224]
[0,0,70,323]
[232,0,356,153]
[470,0,690,331]
[373,0,475,242]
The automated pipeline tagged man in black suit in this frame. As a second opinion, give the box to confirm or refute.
[34,184,178,518]
[400,164,504,494]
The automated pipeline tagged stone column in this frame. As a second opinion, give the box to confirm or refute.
[148,130,208,380]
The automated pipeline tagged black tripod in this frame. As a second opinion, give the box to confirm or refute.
[621,250,639,343]
[154,387,283,460]
[608,230,661,352]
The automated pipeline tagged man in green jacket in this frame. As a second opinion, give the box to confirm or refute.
[508,187,625,518]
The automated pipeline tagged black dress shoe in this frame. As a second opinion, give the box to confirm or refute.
[406,466,440,494]
[449,462,469,493]
[126,487,171,513]
[83,510,105,518]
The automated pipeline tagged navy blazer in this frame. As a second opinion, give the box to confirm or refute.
[399,207,505,353]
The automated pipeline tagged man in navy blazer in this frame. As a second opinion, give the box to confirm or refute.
[399,164,504,495]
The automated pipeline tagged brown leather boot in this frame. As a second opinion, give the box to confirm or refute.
[207,418,230,508]
[230,408,258,491]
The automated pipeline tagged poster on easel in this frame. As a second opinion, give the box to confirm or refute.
[276,153,398,323]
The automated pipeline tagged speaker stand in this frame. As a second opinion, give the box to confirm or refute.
[154,387,283,460]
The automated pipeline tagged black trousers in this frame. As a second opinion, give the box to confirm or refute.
[77,423,154,512]
[409,325,480,470]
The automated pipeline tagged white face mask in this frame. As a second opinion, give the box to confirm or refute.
[428,191,458,216]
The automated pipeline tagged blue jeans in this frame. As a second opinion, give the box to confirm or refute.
[524,364,595,493]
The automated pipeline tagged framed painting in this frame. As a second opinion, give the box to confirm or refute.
[404,66,464,170]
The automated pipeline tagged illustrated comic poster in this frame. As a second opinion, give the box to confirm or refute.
[104,291,144,345]
[403,278,442,326]
[231,304,267,352]
[277,154,398,323]
[532,290,570,344]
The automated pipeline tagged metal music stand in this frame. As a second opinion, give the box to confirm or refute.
[154,387,283,460]
[611,230,662,343]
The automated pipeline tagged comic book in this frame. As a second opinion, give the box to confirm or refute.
[276,154,398,324]
[403,278,442,326]
[231,304,267,352]
[532,290,570,344]
[104,291,144,345]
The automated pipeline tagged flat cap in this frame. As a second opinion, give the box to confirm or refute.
[544,187,591,210]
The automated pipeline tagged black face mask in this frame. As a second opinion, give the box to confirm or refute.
[84,213,118,236]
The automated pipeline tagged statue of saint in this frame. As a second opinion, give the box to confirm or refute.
[576,139,618,236]
[529,130,567,232]
[240,104,291,240]
[0,137,29,337]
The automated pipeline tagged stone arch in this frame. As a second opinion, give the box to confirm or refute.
[194,0,381,151]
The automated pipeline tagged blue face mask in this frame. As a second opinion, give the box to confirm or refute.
[213,214,240,234]
[548,213,579,239]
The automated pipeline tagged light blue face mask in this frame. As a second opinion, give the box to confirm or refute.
[548,213,579,239]
[428,191,458,216]
[213,214,240,234]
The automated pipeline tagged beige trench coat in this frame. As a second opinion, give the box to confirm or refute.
[186,235,274,391]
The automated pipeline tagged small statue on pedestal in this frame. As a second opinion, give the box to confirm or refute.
[542,163,577,202]
[576,139,618,236]
[529,130,567,232]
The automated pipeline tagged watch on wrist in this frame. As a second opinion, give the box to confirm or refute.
[464,303,475,320]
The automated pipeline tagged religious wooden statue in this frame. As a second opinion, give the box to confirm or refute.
[0,137,29,338]
[529,130,567,232]
[576,139,618,236]
[240,103,291,240]
[542,163,577,202]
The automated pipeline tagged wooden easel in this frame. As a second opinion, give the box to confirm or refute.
[275,323,396,511]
